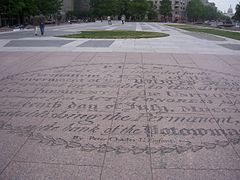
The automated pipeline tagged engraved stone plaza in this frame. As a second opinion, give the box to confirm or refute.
[0,22,240,179]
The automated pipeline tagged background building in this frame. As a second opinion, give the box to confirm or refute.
[172,0,189,22]
[62,0,74,12]
[151,0,189,22]
[150,0,218,22]
[224,5,234,18]
[61,0,90,21]
[152,0,161,9]
[74,0,90,12]
[62,0,90,13]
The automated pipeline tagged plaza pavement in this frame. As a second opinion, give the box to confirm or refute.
[0,22,240,180]
[0,21,240,54]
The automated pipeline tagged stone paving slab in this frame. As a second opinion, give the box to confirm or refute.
[78,40,115,47]
[182,31,226,41]
[0,52,240,180]
[0,29,80,40]
[219,44,240,50]
[4,40,74,47]
[1,162,101,180]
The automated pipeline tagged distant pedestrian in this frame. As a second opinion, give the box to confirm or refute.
[32,15,39,36]
[39,14,45,35]
[107,16,112,25]
[121,16,125,24]
[56,12,62,26]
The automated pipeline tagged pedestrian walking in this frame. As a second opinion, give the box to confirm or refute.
[32,15,39,36]
[107,16,112,25]
[56,12,62,26]
[39,14,45,35]
[121,15,125,24]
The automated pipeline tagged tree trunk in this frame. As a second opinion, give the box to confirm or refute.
[18,15,21,25]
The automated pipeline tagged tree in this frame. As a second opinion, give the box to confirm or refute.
[117,0,130,15]
[159,0,172,22]
[0,0,62,16]
[117,0,130,18]
[0,0,63,26]
[90,0,119,18]
[89,0,101,17]
[186,0,204,22]
[0,0,9,14]
[233,3,240,21]
[129,0,149,21]
[187,1,225,22]
[147,1,158,21]
[203,5,218,21]
[35,0,63,15]
[5,0,32,16]
[89,0,150,20]
[2,0,38,25]
[216,11,230,21]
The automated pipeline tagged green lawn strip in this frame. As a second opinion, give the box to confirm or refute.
[180,27,240,40]
[166,24,191,28]
[59,30,169,39]
[166,24,240,40]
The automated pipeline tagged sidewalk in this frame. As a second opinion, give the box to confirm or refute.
[0,22,239,55]
[0,51,239,180]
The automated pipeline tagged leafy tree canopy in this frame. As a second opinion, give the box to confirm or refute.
[159,0,172,17]
[147,1,158,20]
[186,0,225,22]
[89,0,149,20]
[90,0,119,17]
[0,0,62,16]
[129,0,149,20]
[186,0,204,21]
[233,3,240,21]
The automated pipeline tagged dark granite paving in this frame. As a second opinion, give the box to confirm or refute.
[0,52,239,180]
[78,40,115,47]
[219,44,240,50]
[0,30,78,39]
[182,31,226,41]
[4,40,74,47]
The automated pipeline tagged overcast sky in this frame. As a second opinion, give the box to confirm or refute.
[209,0,239,13]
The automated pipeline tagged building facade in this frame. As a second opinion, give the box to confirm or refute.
[151,0,216,22]
[74,0,90,12]
[224,5,234,18]
[62,0,90,12]
[62,0,74,12]
[172,0,190,22]
[151,0,189,22]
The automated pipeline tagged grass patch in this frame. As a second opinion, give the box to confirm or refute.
[167,24,240,40]
[59,30,169,39]
[167,24,191,29]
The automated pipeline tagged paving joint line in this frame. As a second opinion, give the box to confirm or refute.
[13,160,103,168]
[153,167,240,171]
[99,53,127,180]
[141,52,154,180]
[171,53,240,159]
